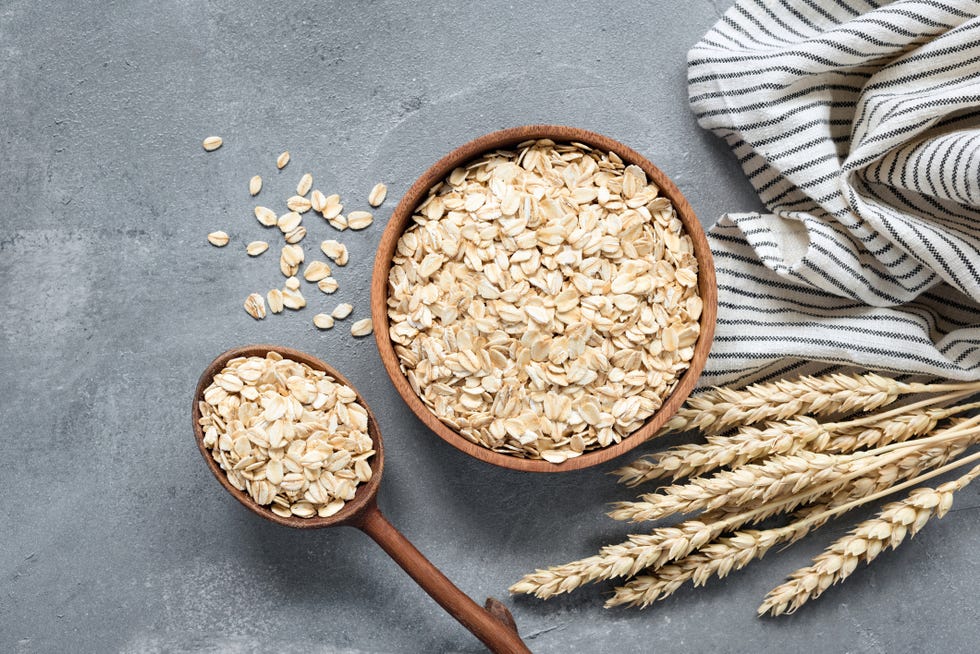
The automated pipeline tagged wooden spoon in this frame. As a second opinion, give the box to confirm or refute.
[193,345,531,654]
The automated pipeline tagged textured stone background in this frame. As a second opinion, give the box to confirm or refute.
[3,1,979,652]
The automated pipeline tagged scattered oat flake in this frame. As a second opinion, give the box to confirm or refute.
[249,175,262,196]
[350,318,373,337]
[331,303,353,320]
[208,231,229,247]
[282,287,306,310]
[267,289,284,313]
[311,189,327,213]
[202,136,223,151]
[323,194,343,219]
[246,241,269,256]
[277,151,290,169]
[303,260,332,282]
[287,195,312,213]
[244,293,266,319]
[284,225,307,244]
[296,173,313,197]
[313,313,334,330]
[317,277,339,294]
[285,276,301,291]
[254,206,277,227]
[321,240,349,266]
[347,211,373,230]
[278,212,302,232]
[368,183,387,207]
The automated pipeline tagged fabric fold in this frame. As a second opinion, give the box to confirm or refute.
[689,0,980,387]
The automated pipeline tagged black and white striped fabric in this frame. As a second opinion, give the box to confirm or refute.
[689,0,980,388]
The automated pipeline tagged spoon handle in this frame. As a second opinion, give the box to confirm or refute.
[358,504,532,654]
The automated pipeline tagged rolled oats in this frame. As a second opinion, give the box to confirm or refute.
[387,140,701,461]
[331,303,353,320]
[350,318,373,337]
[347,211,373,230]
[198,352,375,519]
[202,136,223,151]
[297,173,313,197]
[208,231,229,247]
[244,293,266,319]
[368,183,387,207]
[246,240,269,256]
[321,240,349,266]
[254,206,278,227]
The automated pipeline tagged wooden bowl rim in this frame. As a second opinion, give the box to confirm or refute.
[370,125,717,473]
[192,344,385,528]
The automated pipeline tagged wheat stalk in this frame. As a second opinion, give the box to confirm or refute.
[826,400,980,452]
[508,517,725,599]
[788,433,974,536]
[759,461,980,616]
[524,426,980,601]
[616,417,828,486]
[663,373,980,436]
[618,396,980,487]
[608,421,980,525]
[610,451,855,522]
[514,370,980,614]
[604,436,974,608]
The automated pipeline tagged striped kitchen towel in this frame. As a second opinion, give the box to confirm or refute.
[689,0,980,388]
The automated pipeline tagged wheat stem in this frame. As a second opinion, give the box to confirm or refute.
[508,516,727,598]
[604,437,973,608]
[620,395,980,487]
[664,374,980,436]
[845,414,980,460]
[611,422,980,524]
[833,390,976,429]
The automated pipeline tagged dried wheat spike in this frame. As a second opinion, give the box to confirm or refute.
[825,403,980,453]
[509,516,727,599]
[617,417,828,485]
[618,403,980,488]
[605,436,975,608]
[759,463,980,617]
[610,451,858,523]
[664,373,952,436]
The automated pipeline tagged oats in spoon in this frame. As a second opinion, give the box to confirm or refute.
[198,351,375,518]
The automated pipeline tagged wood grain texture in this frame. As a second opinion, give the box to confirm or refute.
[371,125,717,473]
[192,345,530,653]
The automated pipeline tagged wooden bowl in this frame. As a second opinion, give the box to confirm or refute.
[370,125,716,472]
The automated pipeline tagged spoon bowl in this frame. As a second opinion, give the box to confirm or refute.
[192,344,384,529]
[193,345,530,653]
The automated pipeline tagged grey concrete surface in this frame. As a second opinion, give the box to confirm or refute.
[3,1,979,652]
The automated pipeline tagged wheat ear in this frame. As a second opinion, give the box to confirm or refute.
[604,436,974,608]
[512,440,942,600]
[617,397,980,487]
[610,451,854,522]
[508,517,725,599]
[759,461,980,616]
[611,416,980,525]
[826,399,980,452]
[663,373,980,435]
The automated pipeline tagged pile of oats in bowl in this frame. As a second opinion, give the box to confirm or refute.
[198,351,375,518]
[386,139,702,463]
